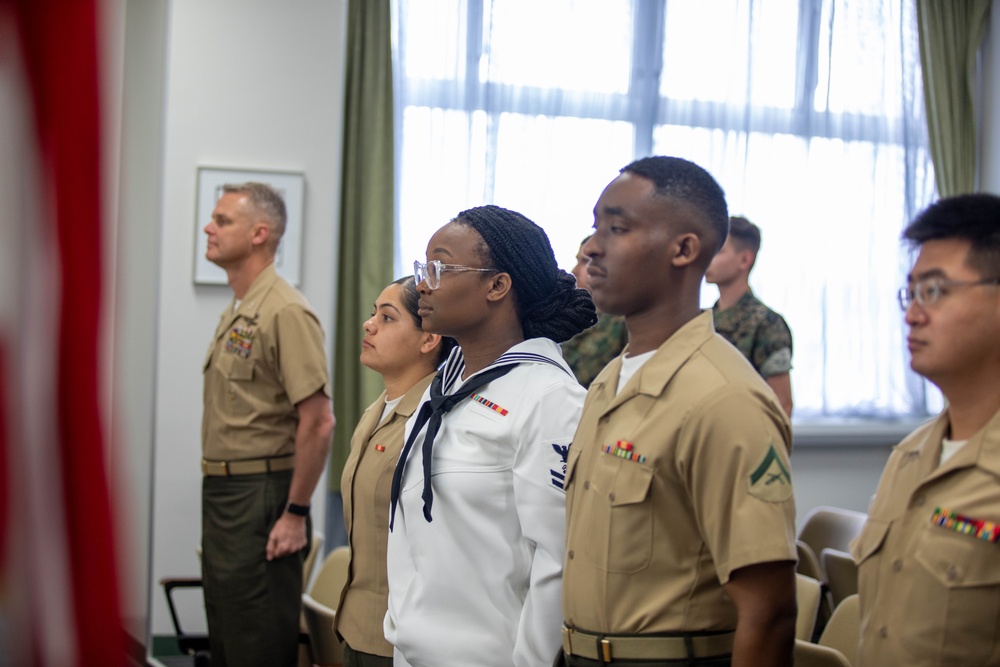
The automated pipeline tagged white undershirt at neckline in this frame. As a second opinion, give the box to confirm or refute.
[380,394,404,423]
[617,350,656,396]
[939,436,968,466]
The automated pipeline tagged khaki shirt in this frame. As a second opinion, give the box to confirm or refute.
[563,311,795,634]
[202,264,329,461]
[335,373,434,656]
[851,406,1000,666]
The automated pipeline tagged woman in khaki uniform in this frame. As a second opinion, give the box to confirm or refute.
[335,276,454,667]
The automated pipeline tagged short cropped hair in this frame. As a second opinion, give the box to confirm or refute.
[903,193,1000,279]
[728,216,761,254]
[222,182,287,245]
[620,156,729,256]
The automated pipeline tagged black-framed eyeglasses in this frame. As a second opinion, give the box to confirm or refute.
[897,276,1000,310]
[414,259,498,290]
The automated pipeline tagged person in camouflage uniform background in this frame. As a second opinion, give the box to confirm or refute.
[562,235,629,387]
[705,216,794,416]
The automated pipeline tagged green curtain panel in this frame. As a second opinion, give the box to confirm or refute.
[331,0,394,495]
[917,0,990,197]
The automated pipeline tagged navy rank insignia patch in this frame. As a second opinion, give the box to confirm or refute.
[748,443,793,501]
[550,443,569,490]
[226,325,254,358]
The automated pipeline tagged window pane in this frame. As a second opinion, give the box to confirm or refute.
[484,0,634,93]
[400,0,468,81]
[398,107,489,270]
[815,0,906,117]
[653,123,934,417]
[661,0,799,108]
[492,114,634,268]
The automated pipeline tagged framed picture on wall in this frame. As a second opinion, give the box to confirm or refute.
[193,166,305,286]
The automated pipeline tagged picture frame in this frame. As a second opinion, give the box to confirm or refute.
[193,166,305,286]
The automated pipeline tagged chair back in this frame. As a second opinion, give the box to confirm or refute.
[794,639,852,667]
[798,507,867,576]
[819,594,860,666]
[302,546,351,666]
[796,539,824,581]
[821,547,858,607]
[308,545,351,608]
[795,573,822,641]
[302,532,325,593]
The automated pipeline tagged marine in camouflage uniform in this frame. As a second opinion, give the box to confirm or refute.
[712,290,792,378]
[561,311,628,388]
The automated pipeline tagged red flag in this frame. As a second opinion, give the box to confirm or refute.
[0,1,123,665]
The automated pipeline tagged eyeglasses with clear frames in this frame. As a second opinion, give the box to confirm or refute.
[897,276,1000,310]
[414,259,498,290]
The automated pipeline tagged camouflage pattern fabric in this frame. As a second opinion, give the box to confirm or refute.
[712,290,792,378]
[562,312,628,388]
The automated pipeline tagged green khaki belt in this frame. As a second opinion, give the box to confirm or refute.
[201,455,294,477]
[561,626,735,662]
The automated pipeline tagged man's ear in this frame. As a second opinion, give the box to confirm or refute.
[251,221,271,248]
[670,232,702,268]
[420,332,442,355]
[737,249,755,272]
[485,272,513,302]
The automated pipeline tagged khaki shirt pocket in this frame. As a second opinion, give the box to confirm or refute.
[214,351,256,416]
[902,524,1000,662]
[581,459,654,574]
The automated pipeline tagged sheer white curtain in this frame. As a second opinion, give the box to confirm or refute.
[392,0,939,420]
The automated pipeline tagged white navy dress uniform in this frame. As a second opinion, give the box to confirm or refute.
[385,338,586,667]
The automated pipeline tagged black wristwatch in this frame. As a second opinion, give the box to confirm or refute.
[286,502,310,517]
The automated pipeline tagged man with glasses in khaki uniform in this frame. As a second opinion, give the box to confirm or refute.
[201,182,335,667]
[851,194,1000,666]
[560,157,797,667]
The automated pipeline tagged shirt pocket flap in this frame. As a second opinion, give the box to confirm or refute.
[915,527,1000,588]
[851,517,889,564]
[609,463,653,507]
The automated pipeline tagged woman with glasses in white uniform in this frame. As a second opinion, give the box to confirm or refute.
[384,205,597,667]
[335,276,455,667]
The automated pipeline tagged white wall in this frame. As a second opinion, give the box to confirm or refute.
[104,0,170,643]
[145,0,347,637]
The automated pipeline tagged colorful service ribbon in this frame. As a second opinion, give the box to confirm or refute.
[471,393,508,416]
[932,506,1000,544]
[602,439,646,464]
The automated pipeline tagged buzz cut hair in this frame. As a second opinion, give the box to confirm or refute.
[222,182,287,244]
[727,215,761,256]
[621,156,729,256]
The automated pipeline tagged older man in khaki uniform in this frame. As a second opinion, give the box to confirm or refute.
[561,157,797,667]
[850,193,1000,666]
[201,182,334,667]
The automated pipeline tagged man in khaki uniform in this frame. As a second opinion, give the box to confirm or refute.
[201,182,335,667]
[850,193,1000,666]
[561,156,797,667]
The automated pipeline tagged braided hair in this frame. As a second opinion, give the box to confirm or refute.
[453,205,597,343]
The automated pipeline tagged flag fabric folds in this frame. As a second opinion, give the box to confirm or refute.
[0,1,123,665]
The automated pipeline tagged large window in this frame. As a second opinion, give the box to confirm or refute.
[393,0,939,421]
